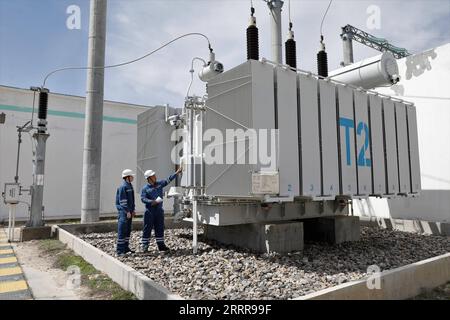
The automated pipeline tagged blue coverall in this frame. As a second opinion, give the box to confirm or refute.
[115,180,135,254]
[140,173,177,249]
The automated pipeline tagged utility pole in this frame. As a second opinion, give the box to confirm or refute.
[81,0,108,223]
[266,0,284,64]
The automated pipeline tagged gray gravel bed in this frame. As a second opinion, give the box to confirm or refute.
[80,226,450,299]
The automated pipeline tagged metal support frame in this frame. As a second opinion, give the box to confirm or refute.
[340,24,410,59]
[184,96,206,254]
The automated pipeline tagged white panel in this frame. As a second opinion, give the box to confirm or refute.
[252,61,277,132]
[337,85,357,195]
[298,74,321,197]
[319,80,339,197]
[137,106,176,190]
[382,99,399,195]
[406,105,421,193]
[276,68,299,197]
[395,102,411,194]
[354,90,372,196]
[368,95,386,195]
[204,60,275,197]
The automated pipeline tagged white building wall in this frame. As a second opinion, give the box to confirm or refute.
[0,85,147,222]
[354,43,450,223]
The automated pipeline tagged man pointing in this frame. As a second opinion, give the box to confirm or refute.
[140,167,182,252]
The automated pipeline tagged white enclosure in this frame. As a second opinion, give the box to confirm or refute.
[0,85,147,222]
[199,60,420,201]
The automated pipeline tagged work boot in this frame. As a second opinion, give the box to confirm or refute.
[158,243,170,252]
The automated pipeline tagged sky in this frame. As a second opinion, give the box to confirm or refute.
[0,0,449,108]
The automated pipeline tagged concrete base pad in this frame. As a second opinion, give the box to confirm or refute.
[360,217,450,236]
[304,216,360,244]
[20,226,52,241]
[204,221,304,254]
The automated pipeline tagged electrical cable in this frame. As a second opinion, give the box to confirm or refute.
[42,32,212,87]
[320,0,333,37]
[31,91,36,128]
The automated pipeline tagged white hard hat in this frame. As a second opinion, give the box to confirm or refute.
[122,169,135,178]
[144,170,156,179]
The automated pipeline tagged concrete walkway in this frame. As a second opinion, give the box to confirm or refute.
[0,228,32,300]
[13,241,82,300]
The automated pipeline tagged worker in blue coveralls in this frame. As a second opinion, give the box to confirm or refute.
[140,167,183,252]
[115,169,136,256]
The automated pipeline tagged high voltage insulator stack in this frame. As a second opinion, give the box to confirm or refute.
[317,36,328,77]
[38,90,48,120]
[285,22,297,69]
[247,6,259,60]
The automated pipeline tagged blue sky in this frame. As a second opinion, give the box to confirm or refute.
[0,0,449,107]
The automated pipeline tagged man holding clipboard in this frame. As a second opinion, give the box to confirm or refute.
[140,167,183,252]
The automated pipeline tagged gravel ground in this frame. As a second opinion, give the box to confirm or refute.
[80,226,450,300]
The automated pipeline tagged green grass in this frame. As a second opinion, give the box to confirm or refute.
[86,275,136,300]
[55,253,98,276]
[39,239,67,253]
[38,240,136,300]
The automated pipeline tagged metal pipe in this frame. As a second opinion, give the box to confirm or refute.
[14,129,22,183]
[186,99,199,254]
[81,0,108,223]
[192,191,198,255]
[267,0,284,64]
[8,205,13,242]
[11,205,16,241]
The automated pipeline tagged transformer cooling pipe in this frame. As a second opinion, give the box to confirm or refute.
[328,52,400,89]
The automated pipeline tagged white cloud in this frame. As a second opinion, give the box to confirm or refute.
[103,0,450,107]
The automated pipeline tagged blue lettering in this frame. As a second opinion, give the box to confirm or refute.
[339,117,355,166]
[357,121,372,167]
